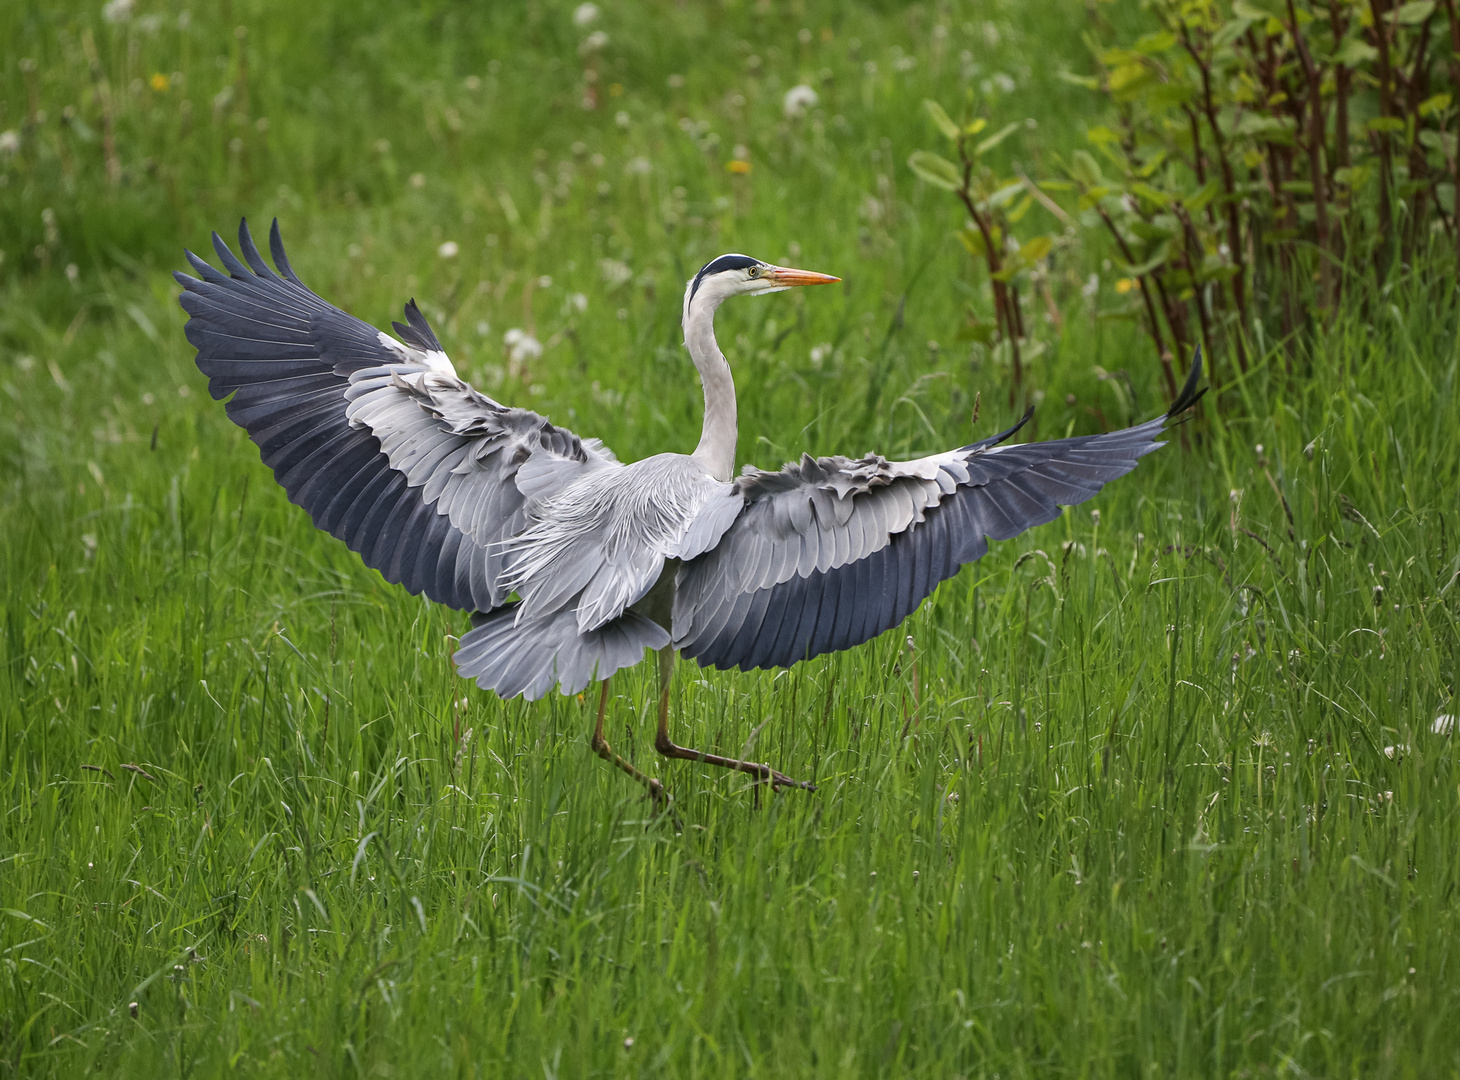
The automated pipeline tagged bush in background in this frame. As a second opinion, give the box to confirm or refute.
[916,0,1460,399]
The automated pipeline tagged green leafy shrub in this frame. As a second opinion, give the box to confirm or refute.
[916,0,1460,398]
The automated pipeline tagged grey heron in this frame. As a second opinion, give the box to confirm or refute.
[177,220,1202,799]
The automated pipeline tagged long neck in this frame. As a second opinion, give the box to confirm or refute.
[684,294,738,481]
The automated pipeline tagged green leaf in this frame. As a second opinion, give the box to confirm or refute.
[1236,114,1298,143]
[1394,1,1436,24]
[955,320,997,344]
[923,100,961,142]
[1131,182,1171,208]
[986,180,1025,209]
[1186,179,1222,213]
[975,122,1021,156]
[955,226,987,257]
[908,150,962,191]
[964,117,989,136]
[1232,0,1281,20]
[1020,235,1054,263]
[1115,240,1172,277]
[1418,93,1452,118]
[1367,117,1406,134]
[1419,129,1459,156]
[1333,37,1378,66]
[1071,150,1104,187]
[1007,193,1035,224]
[1213,17,1254,48]
[1133,31,1177,55]
[1056,71,1100,89]
[1107,62,1151,99]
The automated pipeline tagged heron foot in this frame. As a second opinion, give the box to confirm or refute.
[653,730,816,792]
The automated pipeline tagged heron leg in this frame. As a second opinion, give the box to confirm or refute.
[590,678,667,805]
[652,647,814,792]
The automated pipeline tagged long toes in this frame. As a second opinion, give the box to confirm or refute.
[766,768,815,792]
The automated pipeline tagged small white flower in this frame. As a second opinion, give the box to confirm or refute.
[1081,273,1099,299]
[572,3,599,26]
[599,258,632,287]
[1433,714,1456,736]
[809,343,832,367]
[993,72,1016,94]
[623,156,651,176]
[579,31,609,55]
[783,84,819,118]
[615,110,631,128]
[437,241,459,259]
[0,130,19,155]
[504,328,543,363]
[475,320,491,337]
[513,337,543,362]
[101,0,134,23]
[568,292,588,313]
[409,172,426,188]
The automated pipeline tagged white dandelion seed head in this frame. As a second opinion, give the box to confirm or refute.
[101,0,134,23]
[599,258,632,287]
[783,84,819,117]
[507,332,543,363]
[0,130,19,155]
[579,31,609,54]
[437,241,459,259]
[569,292,588,313]
[572,3,599,27]
[623,156,651,176]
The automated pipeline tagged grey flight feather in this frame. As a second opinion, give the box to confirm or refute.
[673,352,1205,671]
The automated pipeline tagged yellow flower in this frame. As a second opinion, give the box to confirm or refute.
[608,82,624,97]
[150,72,170,92]
[726,159,752,174]
[1115,277,1137,294]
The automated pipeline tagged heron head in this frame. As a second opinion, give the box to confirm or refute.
[684,253,839,321]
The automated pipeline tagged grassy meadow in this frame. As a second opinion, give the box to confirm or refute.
[3,0,1460,1075]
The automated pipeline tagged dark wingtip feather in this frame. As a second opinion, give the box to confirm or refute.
[393,299,444,354]
[268,219,306,286]
[965,405,1035,453]
[236,218,278,281]
[1166,348,1206,419]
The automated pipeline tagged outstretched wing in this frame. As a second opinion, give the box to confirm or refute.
[176,218,618,613]
[673,355,1204,670]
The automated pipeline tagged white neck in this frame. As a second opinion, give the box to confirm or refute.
[683,292,738,481]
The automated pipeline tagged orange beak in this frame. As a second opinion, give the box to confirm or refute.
[766,266,841,287]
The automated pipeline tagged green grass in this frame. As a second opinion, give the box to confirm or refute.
[3,1,1460,1076]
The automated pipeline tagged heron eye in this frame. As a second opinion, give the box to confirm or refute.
[747,266,761,278]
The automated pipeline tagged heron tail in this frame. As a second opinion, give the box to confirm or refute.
[454,603,670,701]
